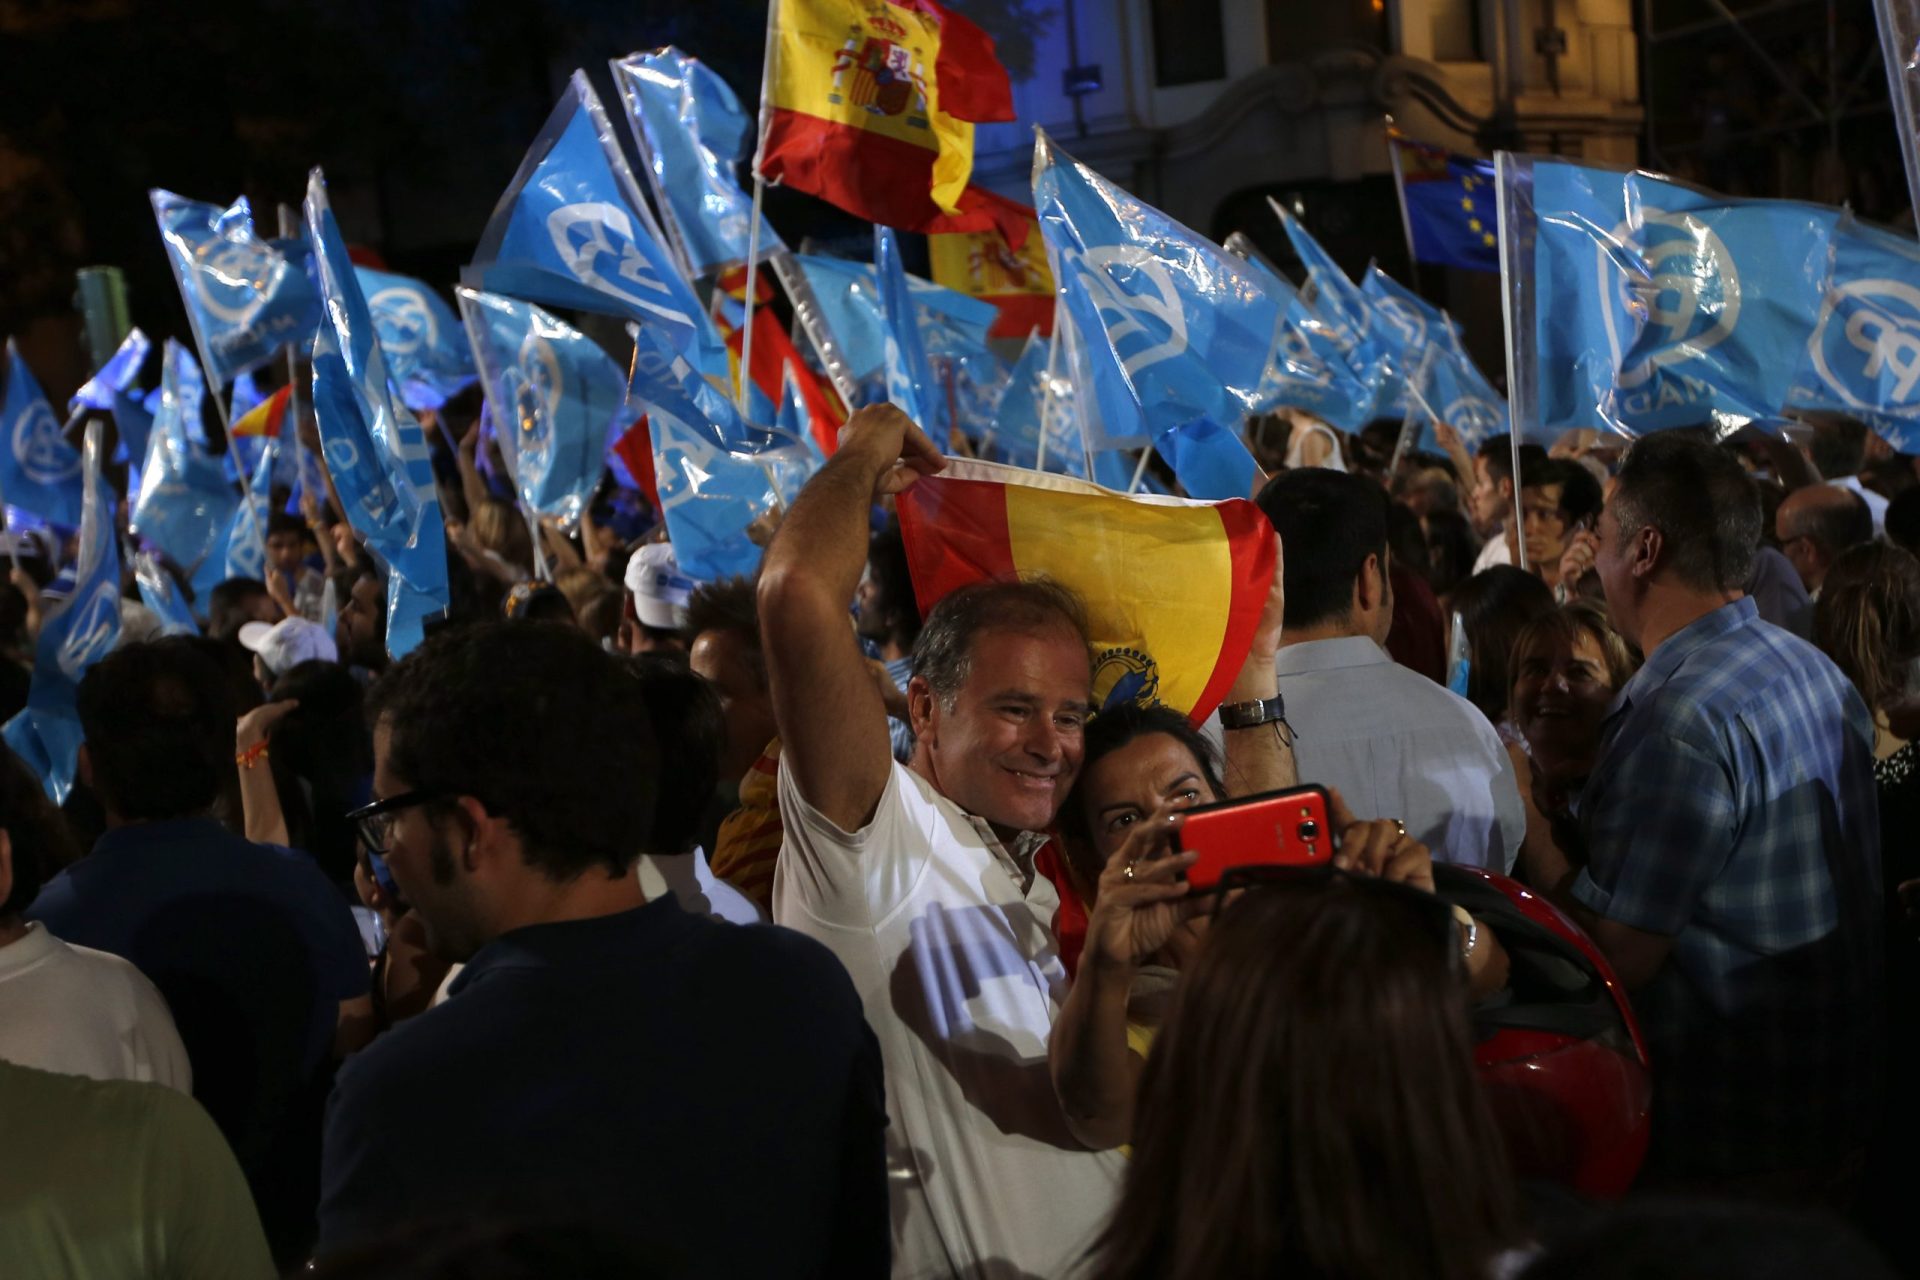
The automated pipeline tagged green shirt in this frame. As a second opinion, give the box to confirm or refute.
[0,1060,274,1280]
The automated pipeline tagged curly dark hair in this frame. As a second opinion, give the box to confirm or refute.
[77,638,239,822]
[366,622,658,881]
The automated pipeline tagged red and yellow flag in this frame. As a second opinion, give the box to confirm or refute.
[718,306,848,456]
[230,385,291,438]
[758,0,1015,230]
[928,199,1054,339]
[896,460,1276,721]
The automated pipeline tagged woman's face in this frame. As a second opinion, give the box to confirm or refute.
[1512,630,1617,781]
[1079,733,1218,864]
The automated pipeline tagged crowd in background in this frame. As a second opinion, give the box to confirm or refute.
[1,388,1915,1279]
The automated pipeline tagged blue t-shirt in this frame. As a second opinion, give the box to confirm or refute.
[28,818,369,1176]
[316,896,889,1277]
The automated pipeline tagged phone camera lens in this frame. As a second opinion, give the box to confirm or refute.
[1297,820,1320,841]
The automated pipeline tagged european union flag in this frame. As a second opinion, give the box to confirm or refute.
[1389,133,1501,273]
[356,268,477,411]
[457,288,626,527]
[306,168,449,657]
[1,340,85,528]
[131,341,237,579]
[4,423,122,802]
[610,48,784,279]
[1033,130,1262,499]
[150,190,320,384]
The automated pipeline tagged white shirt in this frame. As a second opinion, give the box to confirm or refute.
[1472,528,1513,575]
[1835,474,1890,536]
[774,760,1124,1278]
[636,847,765,925]
[1284,421,1348,472]
[0,921,192,1090]
[1276,637,1524,872]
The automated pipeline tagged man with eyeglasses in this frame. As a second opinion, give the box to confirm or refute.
[317,622,888,1275]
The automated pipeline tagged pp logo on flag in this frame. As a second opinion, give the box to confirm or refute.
[546,203,688,327]
[1275,331,1334,388]
[508,334,563,483]
[1444,396,1504,442]
[368,287,437,358]
[1810,278,1920,415]
[11,400,80,487]
[1371,297,1428,350]
[192,240,277,325]
[1601,208,1742,388]
[1070,247,1189,378]
[56,579,123,680]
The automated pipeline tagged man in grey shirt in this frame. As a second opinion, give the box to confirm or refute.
[1257,468,1524,871]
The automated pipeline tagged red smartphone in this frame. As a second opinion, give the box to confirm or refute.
[1172,785,1333,890]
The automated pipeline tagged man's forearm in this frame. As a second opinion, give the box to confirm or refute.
[1219,653,1296,795]
[1049,961,1142,1151]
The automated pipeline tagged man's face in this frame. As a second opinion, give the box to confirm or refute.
[919,625,1091,835]
[265,531,308,577]
[370,721,488,962]
[690,628,778,784]
[338,576,385,664]
[854,569,888,642]
[1470,456,1507,534]
[1521,483,1570,569]
[1775,509,1822,591]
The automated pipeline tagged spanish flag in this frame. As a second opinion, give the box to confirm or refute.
[230,385,290,440]
[718,306,847,456]
[896,459,1276,722]
[757,0,1015,231]
[928,198,1054,339]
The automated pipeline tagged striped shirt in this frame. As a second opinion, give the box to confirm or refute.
[1573,598,1882,1177]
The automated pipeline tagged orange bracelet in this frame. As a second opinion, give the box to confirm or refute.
[236,740,270,770]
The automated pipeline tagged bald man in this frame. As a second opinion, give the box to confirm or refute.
[1775,484,1874,597]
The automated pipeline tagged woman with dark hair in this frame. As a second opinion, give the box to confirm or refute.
[1427,508,1482,598]
[1448,566,1558,739]
[1083,875,1524,1280]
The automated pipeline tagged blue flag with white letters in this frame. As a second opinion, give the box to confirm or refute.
[150,190,320,385]
[1032,131,1262,498]
[1520,157,1836,435]
[1235,255,1376,433]
[131,341,237,578]
[648,410,774,582]
[1787,215,1920,451]
[71,328,151,413]
[1,341,85,527]
[356,268,477,411]
[466,70,725,380]
[875,226,942,435]
[610,48,785,279]
[457,288,625,527]
[3,423,122,802]
[306,169,449,657]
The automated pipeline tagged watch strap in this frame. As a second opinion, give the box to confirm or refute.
[1216,694,1286,730]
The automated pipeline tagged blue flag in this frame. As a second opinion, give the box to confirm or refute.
[627,321,801,457]
[457,288,625,527]
[1,341,85,527]
[306,169,449,657]
[1389,133,1502,273]
[210,441,278,589]
[649,410,775,582]
[1355,264,1508,446]
[1520,157,1836,435]
[356,267,477,411]
[133,550,200,636]
[875,226,943,435]
[3,423,122,802]
[610,48,785,279]
[990,332,1050,468]
[71,328,151,413]
[466,70,723,379]
[131,341,237,578]
[1360,266,1463,353]
[1032,131,1262,498]
[109,388,154,470]
[1786,215,1920,450]
[1273,202,1402,415]
[150,190,320,385]
[1236,255,1377,433]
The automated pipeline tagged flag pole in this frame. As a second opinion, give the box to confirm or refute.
[1493,151,1533,578]
[736,178,766,417]
[1126,448,1152,494]
[277,203,310,519]
[1387,345,1439,479]
[1036,300,1062,475]
[1384,115,1423,293]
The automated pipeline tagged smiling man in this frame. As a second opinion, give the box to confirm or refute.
[757,404,1126,1276]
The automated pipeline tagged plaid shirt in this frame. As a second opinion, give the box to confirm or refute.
[1574,598,1882,1177]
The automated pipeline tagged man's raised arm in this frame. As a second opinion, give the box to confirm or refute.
[756,405,946,832]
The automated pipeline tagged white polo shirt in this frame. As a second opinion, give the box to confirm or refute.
[774,760,1124,1278]
[0,922,192,1090]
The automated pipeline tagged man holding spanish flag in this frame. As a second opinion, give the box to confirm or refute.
[756,403,1292,1274]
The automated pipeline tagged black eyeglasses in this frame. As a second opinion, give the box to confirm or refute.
[344,790,445,856]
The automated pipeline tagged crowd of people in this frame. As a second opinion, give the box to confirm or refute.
[1,383,1915,1279]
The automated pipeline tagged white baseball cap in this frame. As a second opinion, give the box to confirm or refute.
[238,616,339,676]
[623,543,694,631]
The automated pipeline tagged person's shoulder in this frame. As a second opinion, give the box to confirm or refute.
[674,915,862,1014]
[52,936,164,994]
